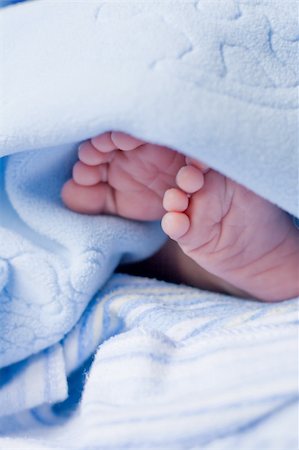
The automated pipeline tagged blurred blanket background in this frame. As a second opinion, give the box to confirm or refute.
[0,0,298,448]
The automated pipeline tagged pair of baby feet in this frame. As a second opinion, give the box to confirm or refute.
[62,132,299,301]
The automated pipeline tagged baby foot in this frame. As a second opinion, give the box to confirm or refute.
[162,161,299,301]
[62,132,185,220]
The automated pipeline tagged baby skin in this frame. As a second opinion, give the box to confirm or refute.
[62,131,299,302]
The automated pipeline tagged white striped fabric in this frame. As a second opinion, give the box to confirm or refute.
[0,275,297,449]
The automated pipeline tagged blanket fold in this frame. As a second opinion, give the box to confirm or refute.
[0,0,298,216]
[0,0,298,448]
[0,146,165,368]
[0,275,298,449]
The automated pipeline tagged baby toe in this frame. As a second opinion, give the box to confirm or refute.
[78,141,110,165]
[161,212,190,240]
[91,132,117,152]
[72,161,104,186]
[176,165,204,194]
[61,179,109,215]
[163,188,189,212]
[111,131,145,151]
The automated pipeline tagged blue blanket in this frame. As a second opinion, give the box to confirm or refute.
[0,275,298,449]
[0,0,298,448]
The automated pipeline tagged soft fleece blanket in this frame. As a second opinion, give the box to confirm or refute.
[0,0,298,448]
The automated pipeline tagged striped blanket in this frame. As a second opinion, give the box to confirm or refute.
[0,275,297,448]
[0,0,298,448]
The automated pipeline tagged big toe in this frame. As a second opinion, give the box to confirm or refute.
[61,179,109,215]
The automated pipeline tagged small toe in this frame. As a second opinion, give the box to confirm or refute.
[111,131,145,151]
[91,132,117,152]
[176,165,204,194]
[161,212,190,240]
[79,141,114,165]
[73,161,105,186]
[163,188,189,212]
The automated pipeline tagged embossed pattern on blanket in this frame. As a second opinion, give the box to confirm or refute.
[100,0,298,108]
[0,1,298,445]
[0,148,165,368]
[1,0,298,215]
